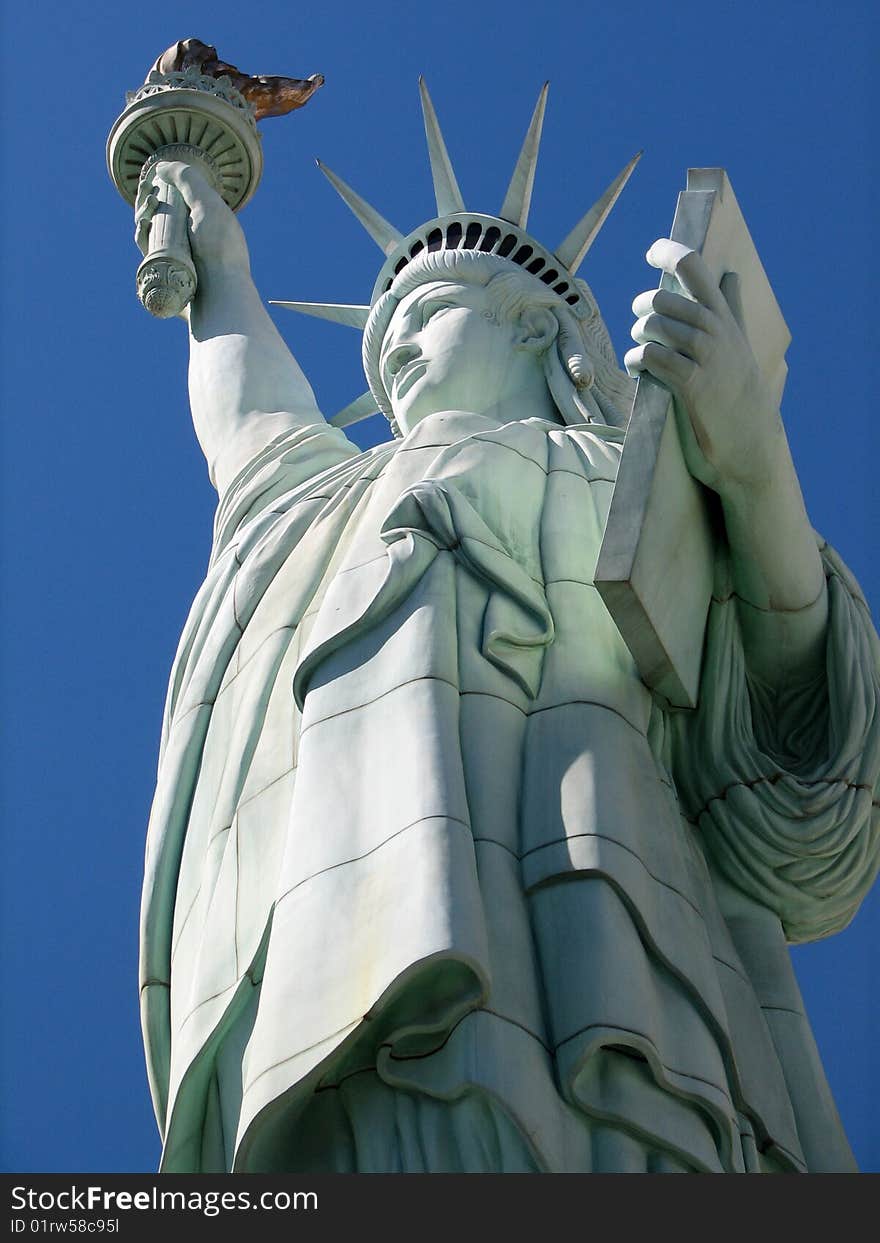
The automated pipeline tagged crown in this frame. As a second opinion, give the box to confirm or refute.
[272,80,640,429]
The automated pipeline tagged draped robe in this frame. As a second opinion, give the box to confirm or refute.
[140,408,880,1172]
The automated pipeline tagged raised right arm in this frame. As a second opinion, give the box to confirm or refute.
[136,160,327,496]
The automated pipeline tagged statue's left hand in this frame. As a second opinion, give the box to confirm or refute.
[624,239,782,497]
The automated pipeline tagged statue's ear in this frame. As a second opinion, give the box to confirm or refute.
[515,306,558,355]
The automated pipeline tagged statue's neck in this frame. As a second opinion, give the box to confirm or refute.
[480,387,560,426]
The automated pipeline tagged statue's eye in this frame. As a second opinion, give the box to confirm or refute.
[420,300,451,327]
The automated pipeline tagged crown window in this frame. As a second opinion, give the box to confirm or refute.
[463,222,482,249]
[480,226,501,252]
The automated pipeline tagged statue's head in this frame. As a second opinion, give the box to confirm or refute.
[275,81,639,438]
[362,248,635,436]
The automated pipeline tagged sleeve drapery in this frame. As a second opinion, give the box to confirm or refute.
[671,539,880,944]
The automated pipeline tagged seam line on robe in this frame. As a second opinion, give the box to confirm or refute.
[237,763,297,814]
[442,430,619,481]
[228,624,299,684]
[460,688,535,715]
[234,813,242,979]
[711,580,827,616]
[465,434,549,472]
[259,468,384,519]
[709,949,773,991]
[177,980,239,1029]
[546,466,616,486]
[274,813,473,907]
[241,1018,366,1094]
[687,772,876,824]
[395,435,547,474]
[472,835,518,859]
[759,1005,805,1017]
[527,696,649,741]
[176,949,271,1029]
[473,830,726,973]
[172,699,222,727]
[212,640,275,696]
[460,692,661,777]
[468,430,620,479]
[382,1006,554,1064]
[396,438,468,455]
[300,680,656,747]
[266,488,342,513]
[298,674,461,738]
[373,430,619,479]
[712,565,870,614]
[392,437,514,459]
[460,688,650,745]
[522,832,706,922]
[326,550,392,579]
[312,1007,555,1096]
[523,848,761,988]
[524,850,756,986]
[543,576,604,590]
[170,885,206,964]
[552,1021,736,1104]
[203,767,298,863]
[313,1064,382,1093]
[206,821,233,846]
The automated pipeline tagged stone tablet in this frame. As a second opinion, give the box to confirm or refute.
[595,168,791,707]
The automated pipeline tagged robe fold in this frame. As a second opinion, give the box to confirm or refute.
[140,409,879,1173]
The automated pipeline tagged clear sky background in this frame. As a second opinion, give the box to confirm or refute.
[1,0,876,1173]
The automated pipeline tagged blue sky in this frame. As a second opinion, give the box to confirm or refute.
[1,1,877,1172]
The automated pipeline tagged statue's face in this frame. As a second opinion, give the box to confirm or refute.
[380,280,531,433]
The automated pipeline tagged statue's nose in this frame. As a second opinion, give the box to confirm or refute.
[385,341,421,379]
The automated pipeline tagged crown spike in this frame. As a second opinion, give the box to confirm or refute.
[499,82,549,227]
[330,391,379,428]
[554,151,643,274]
[316,160,403,256]
[269,300,370,328]
[418,77,466,215]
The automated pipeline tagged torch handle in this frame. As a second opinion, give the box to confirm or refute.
[135,172,197,319]
[134,144,224,319]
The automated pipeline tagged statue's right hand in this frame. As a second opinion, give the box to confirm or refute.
[134,160,251,275]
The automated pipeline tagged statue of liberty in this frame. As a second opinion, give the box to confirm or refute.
[124,69,880,1173]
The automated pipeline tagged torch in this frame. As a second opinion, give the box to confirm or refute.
[107,39,323,319]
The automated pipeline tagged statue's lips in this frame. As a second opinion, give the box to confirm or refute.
[393,361,428,401]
